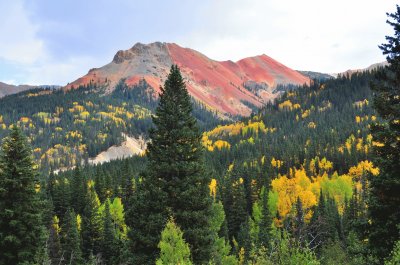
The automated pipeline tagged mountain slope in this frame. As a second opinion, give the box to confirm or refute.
[0,82,36,98]
[297,70,334,80]
[67,42,310,116]
[335,61,388,77]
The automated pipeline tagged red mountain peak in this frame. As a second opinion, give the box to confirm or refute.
[66,42,309,116]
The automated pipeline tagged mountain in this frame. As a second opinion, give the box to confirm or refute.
[334,61,388,77]
[67,42,310,116]
[297,70,334,81]
[0,82,36,98]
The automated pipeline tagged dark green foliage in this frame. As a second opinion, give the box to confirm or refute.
[205,72,376,183]
[70,167,88,215]
[62,208,83,265]
[308,192,341,253]
[48,226,62,265]
[81,186,102,258]
[41,69,381,264]
[0,78,221,173]
[294,197,306,244]
[48,216,62,265]
[127,65,213,264]
[258,187,272,249]
[126,164,169,264]
[238,216,252,261]
[0,46,392,264]
[101,200,117,264]
[319,240,348,265]
[48,172,71,220]
[368,4,400,261]
[0,125,46,264]
[342,188,368,242]
[224,166,248,243]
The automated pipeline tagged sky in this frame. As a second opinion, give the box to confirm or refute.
[0,0,398,85]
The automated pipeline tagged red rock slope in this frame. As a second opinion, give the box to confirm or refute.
[67,42,309,116]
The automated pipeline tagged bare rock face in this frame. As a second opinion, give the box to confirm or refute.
[88,134,146,165]
[66,42,310,116]
[113,50,134,64]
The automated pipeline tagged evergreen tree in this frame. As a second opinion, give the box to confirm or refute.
[258,186,272,249]
[101,200,116,264]
[94,172,106,203]
[369,4,400,261]
[325,197,341,242]
[70,167,88,215]
[156,219,193,265]
[209,201,237,265]
[126,171,168,264]
[224,166,248,243]
[0,125,46,264]
[62,208,83,265]
[127,65,213,264]
[294,197,306,244]
[308,191,327,252]
[81,186,102,259]
[48,216,62,265]
[238,216,252,261]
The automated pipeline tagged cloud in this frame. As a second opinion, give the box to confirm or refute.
[180,0,398,72]
[0,0,111,85]
[0,0,45,64]
[0,0,208,85]
[25,56,99,86]
[1,0,399,84]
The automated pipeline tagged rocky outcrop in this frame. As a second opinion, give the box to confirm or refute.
[66,42,310,116]
[88,134,146,165]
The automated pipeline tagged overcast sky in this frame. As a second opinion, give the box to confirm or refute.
[0,0,398,85]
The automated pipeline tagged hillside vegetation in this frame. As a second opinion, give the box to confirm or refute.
[0,79,220,172]
[49,70,385,264]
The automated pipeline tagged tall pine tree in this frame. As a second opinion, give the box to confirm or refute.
[101,200,117,264]
[369,4,400,261]
[62,208,83,265]
[127,65,213,264]
[258,186,272,250]
[81,185,102,259]
[0,125,46,264]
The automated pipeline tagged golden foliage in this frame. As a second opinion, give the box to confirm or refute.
[52,216,61,234]
[213,140,231,150]
[80,111,90,119]
[20,117,31,123]
[278,100,293,110]
[301,109,311,119]
[270,162,355,224]
[66,130,83,140]
[348,160,379,179]
[271,157,283,168]
[353,99,369,109]
[209,179,217,199]
[307,122,316,129]
[69,104,86,113]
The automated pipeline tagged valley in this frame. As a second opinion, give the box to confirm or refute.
[0,3,399,262]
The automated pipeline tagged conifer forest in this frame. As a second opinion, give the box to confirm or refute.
[0,4,399,265]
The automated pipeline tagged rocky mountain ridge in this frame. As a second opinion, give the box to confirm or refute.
[67,42,310,116]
